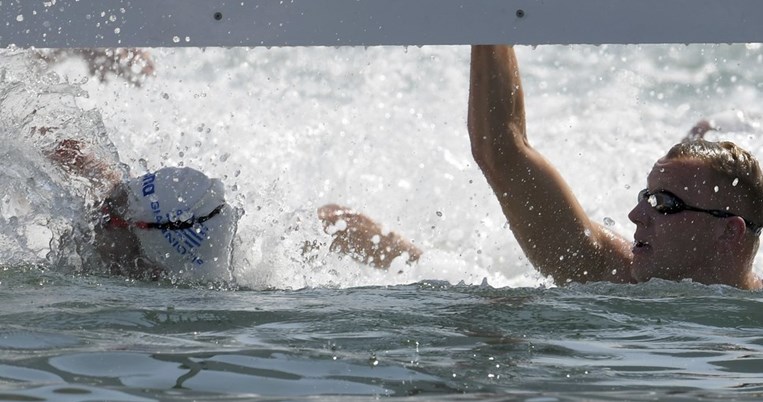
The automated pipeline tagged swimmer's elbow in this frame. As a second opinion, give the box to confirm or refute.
[469,125,530,176]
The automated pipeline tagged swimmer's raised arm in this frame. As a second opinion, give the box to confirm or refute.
[468,45,633,284]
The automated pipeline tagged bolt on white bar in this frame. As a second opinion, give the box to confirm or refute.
[2,0,763,48]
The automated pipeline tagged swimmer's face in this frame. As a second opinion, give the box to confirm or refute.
[627,158,747,283]
[94,218,161,279]
[94,185,164,279]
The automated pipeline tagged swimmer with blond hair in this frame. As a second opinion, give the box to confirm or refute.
[468,45,763,289]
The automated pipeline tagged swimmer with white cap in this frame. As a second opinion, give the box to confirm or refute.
[50,139,421,281]
[96,167,238,281]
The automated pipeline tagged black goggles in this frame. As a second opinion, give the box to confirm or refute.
[638,189,762,236]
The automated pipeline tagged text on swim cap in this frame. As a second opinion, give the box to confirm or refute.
[140,172,209,267]
[142,172,156,196]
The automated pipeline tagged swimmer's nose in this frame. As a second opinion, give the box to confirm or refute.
[628,198,649,227]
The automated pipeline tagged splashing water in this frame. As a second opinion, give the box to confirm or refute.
[1,47,533,289]
[4,44,763,289]
[0,50,126,273]
[4,44,763,401]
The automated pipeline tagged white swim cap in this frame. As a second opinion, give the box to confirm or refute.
[124,167,236,282]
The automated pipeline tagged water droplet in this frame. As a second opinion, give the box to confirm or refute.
[714,185,719,192]
[172,36,180,43]
[435,211,443,217]
[733,178,739,186]
[16,15,24,22]
[603,217,615,226]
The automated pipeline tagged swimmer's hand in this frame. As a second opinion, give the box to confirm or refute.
[684,111,756,142]
[38,48,155,87]
[318,204,421,270]
[684,120,714,142]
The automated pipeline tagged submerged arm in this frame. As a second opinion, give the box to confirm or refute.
[47,139,125,195]
[467,45,633,284]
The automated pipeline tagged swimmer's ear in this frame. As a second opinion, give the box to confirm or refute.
[720,216,747,244]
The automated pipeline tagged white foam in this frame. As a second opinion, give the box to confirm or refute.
[5,44,763,288]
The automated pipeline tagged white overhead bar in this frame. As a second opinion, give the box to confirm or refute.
[2,0,762,48]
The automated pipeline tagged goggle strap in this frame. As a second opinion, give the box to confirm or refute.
[103,204,225,231]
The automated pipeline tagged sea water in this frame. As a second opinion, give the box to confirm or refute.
[1,44,763,400]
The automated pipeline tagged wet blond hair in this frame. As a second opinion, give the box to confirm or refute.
[664,140,763,226]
